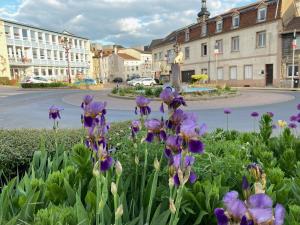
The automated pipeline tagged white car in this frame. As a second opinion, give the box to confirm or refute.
[127,77,156,86]
[22,76,51,84]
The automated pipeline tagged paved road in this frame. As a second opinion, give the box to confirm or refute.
[0,87,299,131]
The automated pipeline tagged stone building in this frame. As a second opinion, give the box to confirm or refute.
[150,0,300,87]
[0,18,92,82]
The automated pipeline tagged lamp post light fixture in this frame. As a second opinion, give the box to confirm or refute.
[60,37,72,83]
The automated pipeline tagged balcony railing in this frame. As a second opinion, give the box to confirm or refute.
[9,57,33,66]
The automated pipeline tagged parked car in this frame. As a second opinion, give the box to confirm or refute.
[127,77,156,86]
[113,77,123,83]
[74,78,97,85]
[21,76,51,84]
[126,75,140,81]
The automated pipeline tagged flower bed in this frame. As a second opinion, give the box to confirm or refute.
[0,91,300,224]
[111,85,238,100]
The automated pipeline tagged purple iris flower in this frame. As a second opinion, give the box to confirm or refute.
[160,88,174,113]
[144,119,166,142]
[223,191,247,219]
[180,119,205,154]
[100,155,113,171]
[166,109,186,132]
[81,95,93,108]
[165,135,182,157]
[224,108,232,114]
[49,105,63,120]
[251,112,259,118]
[214,208,229,225]
[169,94,187,110]
[131,120,141,138]
[267,112,274,117]
[289,123,297,129]
[297,104,300,110]
[84,101,107,127]
[135,96,151,116]
[290,115,298,122]
[240,216,254,225]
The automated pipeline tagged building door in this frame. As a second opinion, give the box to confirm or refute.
[266,64,273,86]
[181,70,195,83]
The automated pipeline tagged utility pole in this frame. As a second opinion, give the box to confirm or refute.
[60,37,72,84]
[292,29,297,88]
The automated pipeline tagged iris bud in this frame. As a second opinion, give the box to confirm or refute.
[111,182,117,196]
[169,198,176,214]
[115,204,124,218]
[115,161,123,176]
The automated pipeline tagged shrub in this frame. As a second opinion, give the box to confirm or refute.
[21,82,68,88]
[0,122,131,179]
[144,87,153,96]
[0,77,10,85]
[153,87,163,97]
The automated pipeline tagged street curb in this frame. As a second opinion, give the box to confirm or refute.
[108,92,241,101]
[235,87,300,92]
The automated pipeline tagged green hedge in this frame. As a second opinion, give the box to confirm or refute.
[21,82,69,88]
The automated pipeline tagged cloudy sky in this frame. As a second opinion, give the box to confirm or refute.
[0,0,256,47]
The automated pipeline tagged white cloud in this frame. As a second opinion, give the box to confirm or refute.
[0,0,257,46]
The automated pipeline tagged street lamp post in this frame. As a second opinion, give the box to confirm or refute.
[60,37,72,84]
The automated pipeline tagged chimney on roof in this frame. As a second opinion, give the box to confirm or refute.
[197,0,210,23]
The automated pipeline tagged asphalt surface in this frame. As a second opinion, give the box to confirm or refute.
[0,87,299,131]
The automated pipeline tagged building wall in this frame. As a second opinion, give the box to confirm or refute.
[103,54,125,81]
[1,19,92,81]
[281,0,297,25]
[0,21,10,78]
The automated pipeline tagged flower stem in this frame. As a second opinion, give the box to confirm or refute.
[140,147,148,212]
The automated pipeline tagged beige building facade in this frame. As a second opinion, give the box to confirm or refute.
[150,0,300,87]
[0,18,93,82]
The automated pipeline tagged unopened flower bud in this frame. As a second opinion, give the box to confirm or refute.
[135,155,139,165]
[115,204,123,218]
[169,198,176,214]
[98,198,105,209]
[93,162,100,177]
[154,158,160,171]
[178,169,184,185]
[183,169,191,185]
[115,161,123,176]
[111,182,117,196]
[133,143,138,149]
[169,177,174,188]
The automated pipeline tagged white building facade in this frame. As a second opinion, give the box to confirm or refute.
[0,19,92,81]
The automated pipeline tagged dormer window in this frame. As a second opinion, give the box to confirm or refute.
[201,23,207,36]
[185,29,190,42]
[232,15,240,28]
[216,20,223,33]
[257,7,267,22]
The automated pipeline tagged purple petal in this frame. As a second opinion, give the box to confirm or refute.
[145,132,154,143]
[84,116,94,127]
[100,156,113,171]
[164,148,172,159]
[274,204,285,225]
[242,176,249,190]
[251,112,259,117]
[240,216,248,225]
[188,139,204,154]
[189,171,197,184]
[184,155,195,167]
[173,153,181,169]
[223,191,239,206]
[248,208,273,224]
[227,199,247,219]
[160,130,167,141]
[248,194,273,209]
[173,173,180,187]
[199,123,207,136]
[160,103,164,113]
[135,107,138,115]
[297,104,300,110]
[214,208,229,225]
